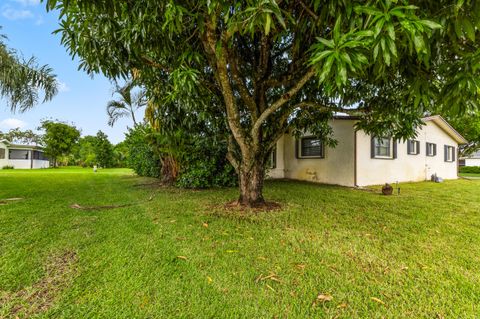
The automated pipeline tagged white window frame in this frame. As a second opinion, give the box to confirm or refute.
[373,137,394,159]
[407,140,420,155]
[426,142,436,157]
[445,145,455,162]
[298,136,324,159]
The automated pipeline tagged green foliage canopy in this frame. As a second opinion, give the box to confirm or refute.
[39,120,80,166]
[0,27,57,112]
[44,0,480,203]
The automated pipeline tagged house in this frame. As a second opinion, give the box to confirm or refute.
[0,139,50,169]
[269,115,467,187]
[460,151,480,167]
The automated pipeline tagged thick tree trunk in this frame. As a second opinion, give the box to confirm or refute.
[237,160,265,207]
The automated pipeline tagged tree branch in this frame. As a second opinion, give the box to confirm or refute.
[251,68,317,143]
[297,0,318,20]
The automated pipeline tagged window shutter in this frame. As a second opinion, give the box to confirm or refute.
[452,147,456,161]
[433,144,437,156]
[416,141,420,154]
[393,139,397,159]
[407,140,411,154]
[295,139,299,158]
[444,145,448,162]
[371,137,375,158]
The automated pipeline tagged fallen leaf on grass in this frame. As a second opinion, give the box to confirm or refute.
[202,222,209,228]
[177,256,188,260]
[337,303,347,308]
[265,284,275,292]
[316,294,333,302]
[371,297,385,305]
[225,250,237,253]
[207,276,213,284]
[255,273,282,283]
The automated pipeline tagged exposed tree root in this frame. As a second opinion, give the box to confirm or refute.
[224,200,282,212]
[70,194,155,211]
[0,250,78,318]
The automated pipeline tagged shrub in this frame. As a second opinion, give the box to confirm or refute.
[176,138,237,189]
[460,166,480,174]
[2,165,14,170]
[124,124,161,178]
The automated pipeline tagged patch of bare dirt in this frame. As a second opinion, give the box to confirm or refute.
[0,198,24,205]
[0,250,78,318]
[206,200,283,217]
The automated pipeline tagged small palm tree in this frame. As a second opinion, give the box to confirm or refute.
[0,29,57,112]
[106,81,146,127]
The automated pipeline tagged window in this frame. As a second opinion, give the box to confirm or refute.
[297,137,324,158]
[407,140,420,155]
[371,137,396,159]
[32,150,47,160]
[0,148,5,159]
[426,143,437,156]
[9,149,29,160]
[444,145,455,162]
[268,148,277,168]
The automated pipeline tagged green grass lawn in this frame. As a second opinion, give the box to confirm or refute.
[460,172,480,179]
[1,168,480,318]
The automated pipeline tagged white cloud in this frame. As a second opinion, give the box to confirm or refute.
[0,118,27,131]
[57,80,70,93]
[1,6,34,20]
[11,0,40,6]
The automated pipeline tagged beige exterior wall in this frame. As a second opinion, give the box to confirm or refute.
[356,121,459,186]
[274,119,356,186]
[270,119,461,187]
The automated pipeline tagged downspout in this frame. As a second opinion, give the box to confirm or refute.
[354,130,358,187]
[30,150,33,169]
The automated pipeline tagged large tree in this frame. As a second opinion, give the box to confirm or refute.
[0,27,57,112]
[39,120,80,167]
[45,0,480,206]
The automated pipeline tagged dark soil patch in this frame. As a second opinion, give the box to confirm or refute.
[1,250,78,318]
[0,198,24,205]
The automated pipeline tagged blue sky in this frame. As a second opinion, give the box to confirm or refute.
[0,0,142,143]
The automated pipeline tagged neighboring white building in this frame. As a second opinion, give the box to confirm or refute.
[0,140,50,169]
[269,115,467,187]
[460,151,480,167]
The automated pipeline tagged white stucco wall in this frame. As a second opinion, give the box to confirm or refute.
[267,135,286,179]
[0,143,50,169]
[356,121,459,186]
[280,119,356,186]
[0,141,9,168]
[464,158,480,167]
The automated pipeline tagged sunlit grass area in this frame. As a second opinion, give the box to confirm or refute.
[1,167,479,318]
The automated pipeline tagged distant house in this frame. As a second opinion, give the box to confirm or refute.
[269,115,467,186]
[460,151,480,167]
[0,139,50,169]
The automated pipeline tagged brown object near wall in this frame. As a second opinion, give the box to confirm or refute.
[382,183,393,195]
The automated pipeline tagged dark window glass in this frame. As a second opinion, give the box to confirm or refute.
[426,143,436,156]
[9,149,29,160]
[408,140,420,155]
[0,148,5,159]
[300,137,323,157]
